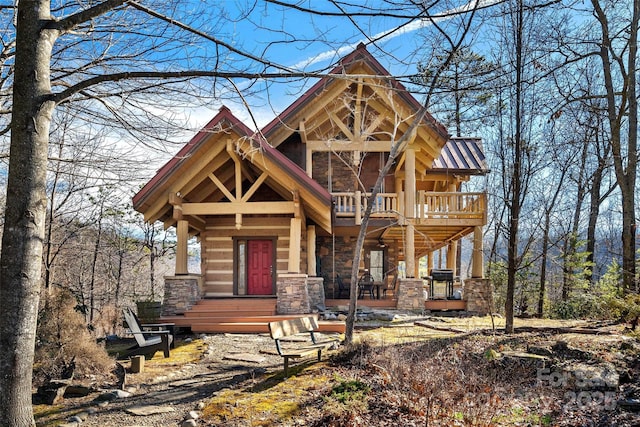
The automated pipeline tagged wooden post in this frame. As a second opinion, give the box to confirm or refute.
[447,241,457,272]
[175,219,189,275]
[472,226,484,278]
[355,190,362,226]
[288,217,301,273]
[405,147,416,277]
[307,225,317,276]
[131,355,144,373]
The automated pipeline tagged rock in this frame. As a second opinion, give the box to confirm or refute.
[196,401,206,410]
[527,345,554,357]
[67,415,83,423]
[126,405,176,416]
[186,410,200,420]
[552,340,593,360]
[74,411,90,421]
[181,419,197,427]
[563,362,619,390]
[223,353,266,363]
[93,389,131,402]
[63,385,94,398]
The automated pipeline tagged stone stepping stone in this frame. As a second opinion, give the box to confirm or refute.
[223,352,266,363]
[125,405,176,416]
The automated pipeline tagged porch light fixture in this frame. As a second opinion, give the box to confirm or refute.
[378,239,386,248]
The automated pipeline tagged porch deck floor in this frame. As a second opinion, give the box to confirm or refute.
[326,298,467,312]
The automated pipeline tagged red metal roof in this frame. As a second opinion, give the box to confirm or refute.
[132,106,253,210]
[132,106,331,212]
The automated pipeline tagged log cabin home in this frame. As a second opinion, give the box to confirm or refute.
[132,44,491,333]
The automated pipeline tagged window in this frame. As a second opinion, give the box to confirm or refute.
[237,240,246,295]
[369,250,384,283]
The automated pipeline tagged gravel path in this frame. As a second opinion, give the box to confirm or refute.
[52,333,296,427]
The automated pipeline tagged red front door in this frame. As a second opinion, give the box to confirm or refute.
[247,240,274,295]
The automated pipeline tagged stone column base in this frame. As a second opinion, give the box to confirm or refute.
[464,278,493,315]
[162,275,203,316]
[276,273,311,314]
[397,278,424,311]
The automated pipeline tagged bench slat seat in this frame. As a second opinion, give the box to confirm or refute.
[268,316,338,375]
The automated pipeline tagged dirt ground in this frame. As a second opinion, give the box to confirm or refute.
[34,316,640,426]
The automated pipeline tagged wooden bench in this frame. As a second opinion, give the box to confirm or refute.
[268,316,337,376]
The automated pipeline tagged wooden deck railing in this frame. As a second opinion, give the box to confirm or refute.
[332,191,486,225]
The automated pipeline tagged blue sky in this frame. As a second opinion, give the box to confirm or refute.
[181,0,500,131]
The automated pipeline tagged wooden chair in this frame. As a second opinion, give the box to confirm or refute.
[383,272,399,298]
[119,307,173,360]
[358,272,375,299]
[335,274,350,299]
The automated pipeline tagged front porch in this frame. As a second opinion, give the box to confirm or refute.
[156,276,493,334]
[158,296,469,335]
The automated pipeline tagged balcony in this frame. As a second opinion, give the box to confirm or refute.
[332,191,486,226]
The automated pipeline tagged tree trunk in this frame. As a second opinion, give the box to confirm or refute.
[89,199,105,325]
[0,2,58,425]
[505,0,525,334]
[586,157,605,283]
[592,0,638,292]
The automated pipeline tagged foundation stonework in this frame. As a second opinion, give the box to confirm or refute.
[276,273,312,314]
[162,275,203,316]
[464,278,493,315]
[396,278,424,311]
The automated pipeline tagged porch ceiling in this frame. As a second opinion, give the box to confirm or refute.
[381,224,476,257]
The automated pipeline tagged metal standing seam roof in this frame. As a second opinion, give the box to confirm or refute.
[431,137,489,174]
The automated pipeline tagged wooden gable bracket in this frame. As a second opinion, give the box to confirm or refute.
[167,192,205,234]
[242,172,268,202]
[208,172,236,202]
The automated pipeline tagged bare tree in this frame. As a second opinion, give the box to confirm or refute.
[590,0,638,292]
[0,1,308,423]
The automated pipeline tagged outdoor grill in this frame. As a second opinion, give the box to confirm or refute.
[427,269,455,299]
[430,269,454,282]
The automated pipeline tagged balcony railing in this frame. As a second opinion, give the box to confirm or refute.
[332,191,486,225]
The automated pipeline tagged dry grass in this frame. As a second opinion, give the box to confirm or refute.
[200,317,638,426]
[202,364,334,426]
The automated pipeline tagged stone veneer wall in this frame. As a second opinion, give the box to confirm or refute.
[276,273,311,314]
[464,278,493,315]
[306,277,325,312]
[396,278,424,311]
[316,236,399,286]
[162,275,203,316]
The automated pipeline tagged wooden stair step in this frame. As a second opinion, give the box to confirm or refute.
[189,321,346,334]
[184,315,311,323]
[184,310,276,318]
[193,299,276,309]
